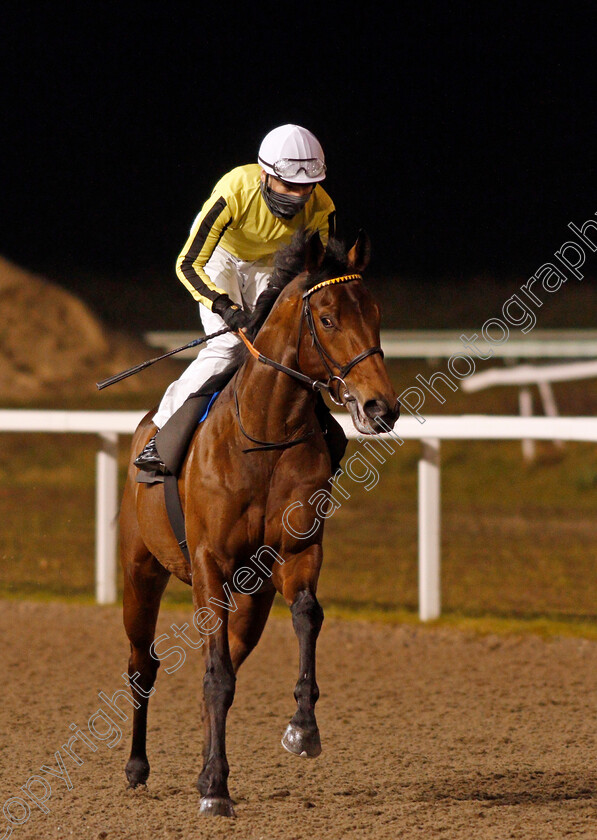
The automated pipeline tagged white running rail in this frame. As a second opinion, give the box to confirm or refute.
[1,410,596,619]
[144,329,597,361]
[461,359,597,460]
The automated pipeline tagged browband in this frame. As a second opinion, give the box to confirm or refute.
[302,273,362,299]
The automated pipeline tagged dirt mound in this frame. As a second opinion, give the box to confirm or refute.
[0,256,158,400]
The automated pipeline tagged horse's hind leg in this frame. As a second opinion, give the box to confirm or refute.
[121,529,170,787]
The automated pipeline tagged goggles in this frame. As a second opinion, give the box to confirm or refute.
[260,156,327,180]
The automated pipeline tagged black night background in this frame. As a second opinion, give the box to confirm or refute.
[3,3,596,329]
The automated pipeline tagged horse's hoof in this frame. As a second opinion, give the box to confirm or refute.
[199,796,236,817]
[281,723,322,757]
[125,756,150,787]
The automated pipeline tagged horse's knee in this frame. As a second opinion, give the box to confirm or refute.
[291,590,324,636]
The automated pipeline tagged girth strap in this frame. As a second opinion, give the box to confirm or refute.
[162,475,272,594]
[164,474,192,569]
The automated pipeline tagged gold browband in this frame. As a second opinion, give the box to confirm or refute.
[302,273,362,299]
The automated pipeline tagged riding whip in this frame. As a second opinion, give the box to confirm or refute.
[96,327,231,390]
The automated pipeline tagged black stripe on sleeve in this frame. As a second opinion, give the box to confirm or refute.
[179,197,230,302]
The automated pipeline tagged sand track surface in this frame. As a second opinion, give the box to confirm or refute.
[1,601,597,839]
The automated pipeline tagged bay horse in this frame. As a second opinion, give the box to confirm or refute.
[119,230,400,817]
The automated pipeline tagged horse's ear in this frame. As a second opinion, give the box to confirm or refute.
[347,229,371,272]
[304,230,325,272]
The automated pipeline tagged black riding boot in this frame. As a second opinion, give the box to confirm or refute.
[134,435,169,474]
[134,392,215,476]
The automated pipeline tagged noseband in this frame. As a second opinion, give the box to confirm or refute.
[237,273,384,404]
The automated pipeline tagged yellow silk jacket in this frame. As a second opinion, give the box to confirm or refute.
[176,163,336,308]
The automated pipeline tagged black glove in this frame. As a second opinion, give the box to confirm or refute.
[212,295,251,332]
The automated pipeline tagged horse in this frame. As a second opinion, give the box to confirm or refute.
[119,229,400,817]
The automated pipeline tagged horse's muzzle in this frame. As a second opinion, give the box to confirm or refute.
[364,398,401,431]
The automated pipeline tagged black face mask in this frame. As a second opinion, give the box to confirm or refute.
[260,177,312,220]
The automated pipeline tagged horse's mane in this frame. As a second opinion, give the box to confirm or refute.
[209,230,351,385]
[247,230,349,339]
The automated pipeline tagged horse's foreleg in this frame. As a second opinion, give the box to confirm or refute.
[282,586,324,758]
[197,589,274,809]
[194,569,237,817]
[228,589,276,673]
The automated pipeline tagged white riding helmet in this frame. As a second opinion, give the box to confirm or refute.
[258,124,327,184]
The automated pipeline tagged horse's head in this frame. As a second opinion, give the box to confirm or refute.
[295,231,400,435]
[247,230,400,435]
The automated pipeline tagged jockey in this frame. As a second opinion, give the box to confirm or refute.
[135,124,338,474]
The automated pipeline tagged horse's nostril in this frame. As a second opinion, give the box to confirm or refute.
[364,399,388,420]
[364,399,401,431]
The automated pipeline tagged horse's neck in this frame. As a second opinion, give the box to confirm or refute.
[234,298,316,440]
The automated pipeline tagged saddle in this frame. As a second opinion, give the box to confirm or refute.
[134,368,237,566]
[135,368,236,484]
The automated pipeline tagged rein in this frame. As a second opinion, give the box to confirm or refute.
[234,390,315,453]
[234,272,384,451]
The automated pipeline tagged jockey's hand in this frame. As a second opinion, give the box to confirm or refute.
[212,295,251,332]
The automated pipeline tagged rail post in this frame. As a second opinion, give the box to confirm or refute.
[418,438,441,621]
[96,432,119,604]
[518,386,535,461]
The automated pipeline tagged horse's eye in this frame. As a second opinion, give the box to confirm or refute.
[320,316,334,329]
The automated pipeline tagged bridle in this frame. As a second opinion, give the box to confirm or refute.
[238,272,384,402]
[298,273,384,405]
[234,272,384,451]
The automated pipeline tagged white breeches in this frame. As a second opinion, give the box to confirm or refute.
[152,246,273,428]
